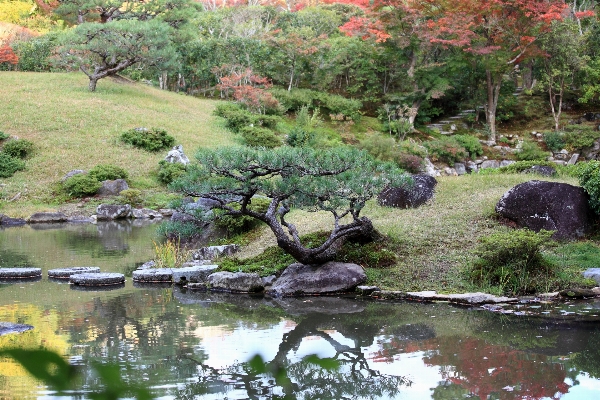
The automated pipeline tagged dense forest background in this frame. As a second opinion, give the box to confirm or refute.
[1,0,600,146]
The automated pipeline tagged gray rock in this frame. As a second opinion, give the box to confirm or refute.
[423,158,439,177]
[499,160,515,167]
[131,208,163,219]
[138,260,156,270]
[28,212,68,223]
[378,174,437,209]
[454,163,466,175]
[0,322,34,336]
[48,267,100,279]
[61,169,86,182]
[568,153,579,165]
[132,268,173,283]
[0,214,27,226]
[97,179,129,196]
[206,271,263,293]
[70,272,125,286]
[465,161,478,173]
[172,265,219,284]
[523,165,557,177]
[164,145,190,165]
[559,288,597,299]
[193,244,240,261]
[583,268,600,285]
[262,275,277,287]
[0,267,42,278]
[159,208,175,217]
[356,285,380,296]
[268,262,366,297]
[405,291,517,304]
[96,204,132,220]
[496,180,595,239]
[480,160,500,169]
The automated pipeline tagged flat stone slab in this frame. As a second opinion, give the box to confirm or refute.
[0,322,34,336]
[132,268,173,283]
[70,272,125,286]
[0,267,42,279]
[372,290,518,305]
[28,212,68,223]
[48,267,101,279]
[172,265,219,284]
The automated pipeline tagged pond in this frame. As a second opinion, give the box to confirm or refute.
[1,222,600,399]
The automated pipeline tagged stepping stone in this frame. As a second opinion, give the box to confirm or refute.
[70,272,125,286]
[0,267,42,279]
[132,268,173,283]
[172,265,219,285]
[48,267,101,279]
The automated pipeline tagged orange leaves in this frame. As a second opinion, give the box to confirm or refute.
[214,64,278,113]
[0,44,18,66]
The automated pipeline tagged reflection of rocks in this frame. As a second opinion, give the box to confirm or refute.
[273,296,365,315]
[70,282,126,291]
[0,322,34,336]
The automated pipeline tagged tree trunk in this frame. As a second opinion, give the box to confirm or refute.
[522,60,534,90]
[485,70,502,143]
[88,77,98,92]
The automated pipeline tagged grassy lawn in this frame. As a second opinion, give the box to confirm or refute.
[0,72,234,217]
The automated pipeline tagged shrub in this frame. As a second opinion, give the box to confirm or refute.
[286,126,316,147]
[0,153,25,178]
[577,160,600,215]
[120,127,175,152]
[543,131,566,153]
[157,220,201,241]
[1,139,34,159]
[515,140,548,161]
[62,174,102,197]
[394,153,423,174]
[118,189,143,206]
[424,137,468,164]
[152,239,193,269]
[471,229,555,295]
[240,126,282,148]
[563,125,600,151]
[497,160,556,174]
[157,160,186,184]
[358,135,396,161]
[270,88,362,121]
[89,164,128,181]
[453,134,483,158]
[0,131,9,141]
[214,103,281,133]
[398,140,428,158]
[214,197,271,235]
[13,33,59,72]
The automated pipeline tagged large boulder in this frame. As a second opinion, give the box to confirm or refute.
[268,262,366,297]
[96,204,132,220]
[206,272,263,293]
[193,244,240,261]
[377,174,437,208]
[164,145,190,165]
[496,180,595,239]
[97,179,129,196]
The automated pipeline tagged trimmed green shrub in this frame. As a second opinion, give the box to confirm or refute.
[424,137,468,164]
[471,229,555,295]
[543,131,566,153]
[1,139,34,159]
[121,127,175,152]
[0,131,9,141]
[398,140,428,158]
[89,164,128,181]
[240,126,282,148]
[157,160,186,184]
[118,189,143,206]
[214,103,281,133]
[564,125,600,151]
[0,153,25,178]
[157,220,201,241]
[286,126,316,147]
[515,140,549,161]
[270,88,362,121]
[453,134,483,158]
[214,197,271,235]
[62,174,102,197]
[577,160,600,215]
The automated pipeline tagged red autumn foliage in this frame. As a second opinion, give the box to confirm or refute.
[0,43,18,66]
[214,64,279,113]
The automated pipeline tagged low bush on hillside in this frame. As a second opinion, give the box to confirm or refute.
[543,131,566,153]
[577,160,600,215]
[358,135,424,173]
[1,139,34,159]
[453,134,483,158]
[157,160,186,185]
[0,153,25,178]
[470,229,555,295]
[515,140,549,161]
[240,126,282,148]
[0,131,9,141]
[62,174,103,198]
[89,164,128,181]
[121,127,175,152]
[270,88,362,121]
[424,137,468,164]
[563,125,600,151]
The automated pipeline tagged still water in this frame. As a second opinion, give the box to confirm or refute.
[1,222,600,399]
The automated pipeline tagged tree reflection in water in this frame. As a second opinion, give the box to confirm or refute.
[178,312,412,399]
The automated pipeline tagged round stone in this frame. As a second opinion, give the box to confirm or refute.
[70,272,125,286]
[48,267,101,279]
[132,268,173,283]
[0,267,42,279]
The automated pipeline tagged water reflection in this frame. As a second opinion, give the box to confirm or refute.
[1,224,600,398]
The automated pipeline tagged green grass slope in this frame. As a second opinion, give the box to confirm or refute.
[0,72,233,216]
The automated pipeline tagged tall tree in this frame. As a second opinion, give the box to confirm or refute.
[57,19,176,91]
[421,0,567,142]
